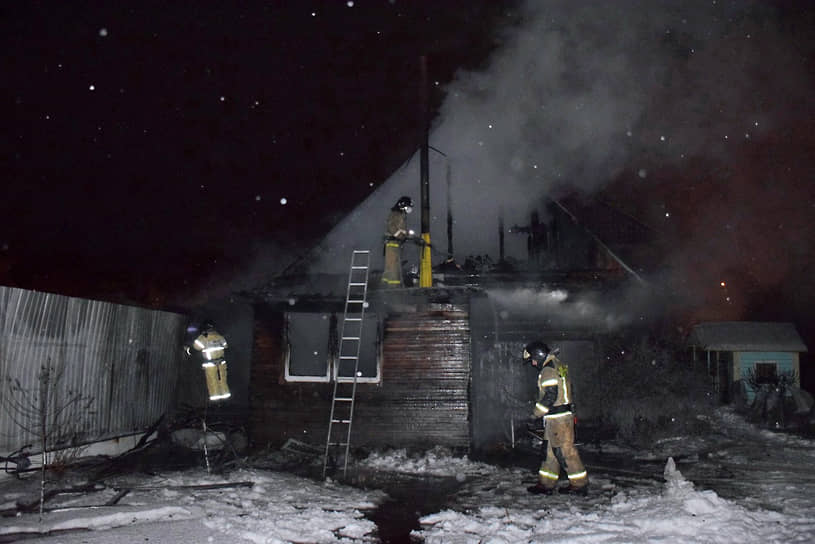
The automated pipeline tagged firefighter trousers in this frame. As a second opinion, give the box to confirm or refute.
[382,241,402,287]
[537,413,588,489]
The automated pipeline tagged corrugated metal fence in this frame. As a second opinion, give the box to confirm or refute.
[0,286,187,454]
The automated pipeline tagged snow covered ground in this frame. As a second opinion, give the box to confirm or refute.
[1,407,814,543]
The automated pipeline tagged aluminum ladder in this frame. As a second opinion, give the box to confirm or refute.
[322,249,371,479]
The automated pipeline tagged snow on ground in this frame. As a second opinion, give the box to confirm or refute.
[1,468,385,543]
[414,456,809,544]
[2,407,814,543]
[357,445,496,479]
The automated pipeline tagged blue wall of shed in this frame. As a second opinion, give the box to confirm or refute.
[738,351,796,401]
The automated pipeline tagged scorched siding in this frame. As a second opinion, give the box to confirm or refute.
[248,303,471,452]
[357,304,470,450]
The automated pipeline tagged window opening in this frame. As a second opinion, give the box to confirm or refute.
[754,362,778,385]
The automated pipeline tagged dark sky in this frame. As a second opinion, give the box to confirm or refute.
[2,1,513,306]
[2,0,814,335]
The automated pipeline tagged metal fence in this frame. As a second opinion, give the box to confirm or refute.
[0,286,187,454]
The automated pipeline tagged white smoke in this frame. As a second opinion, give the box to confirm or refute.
[431,0,805,258]
[309,1,811,278]
[486,284,649,332]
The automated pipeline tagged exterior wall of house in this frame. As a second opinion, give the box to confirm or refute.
[248,302,471,452]
[735,351,799,401]
[794,352,800,381]
[176,298,255,409]
[249,306,329,449]
[372,303,470,449]
[469,294,599,453]
[249,285,609,455]
[691,347,803,403]
[737,351,797,380]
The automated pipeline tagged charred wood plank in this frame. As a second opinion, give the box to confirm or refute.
[112,481,254,492]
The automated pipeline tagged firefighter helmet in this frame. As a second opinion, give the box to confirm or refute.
[522,341,550,365]
[394,196,413,213]
[200,320,215,333]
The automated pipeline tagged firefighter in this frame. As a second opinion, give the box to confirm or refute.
[381,195,413,288]
[524,341,588,495]
[186,320,231,401]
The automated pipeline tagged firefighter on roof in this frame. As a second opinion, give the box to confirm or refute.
[524,341,588,495]
[381,195,413,288]
[187,320,231,401]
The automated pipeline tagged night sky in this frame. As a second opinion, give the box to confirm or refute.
[2,0,814,349]
[2,1,512,306]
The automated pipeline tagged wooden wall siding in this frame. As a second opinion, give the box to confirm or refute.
[357,303,471,450]
[248,303,471,452]
[248,307,335,449]
[737,351,799,402]
[738,351,797,378]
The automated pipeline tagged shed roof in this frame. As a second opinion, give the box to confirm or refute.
[688,321,808,352]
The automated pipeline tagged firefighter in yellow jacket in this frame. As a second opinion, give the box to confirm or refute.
[524,341,588,495]
[187,320,231,401]
[381,196,413,287]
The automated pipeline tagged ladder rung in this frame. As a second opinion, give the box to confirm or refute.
[323,250,369,479]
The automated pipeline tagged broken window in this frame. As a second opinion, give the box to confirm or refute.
[284,312,332,382]
[335,313,380,384]
[284,312,381,383]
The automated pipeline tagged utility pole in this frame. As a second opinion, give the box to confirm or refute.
[419,55,432,287]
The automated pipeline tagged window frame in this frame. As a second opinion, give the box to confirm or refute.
[283,312,332,383]
[334,314,382,384]
[754,361,778,385]
[283,311,382,384]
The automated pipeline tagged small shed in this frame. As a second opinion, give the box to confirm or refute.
[688,321,808,402]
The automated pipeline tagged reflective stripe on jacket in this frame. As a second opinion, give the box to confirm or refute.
[193,330,228,361]
[533,355,572,419]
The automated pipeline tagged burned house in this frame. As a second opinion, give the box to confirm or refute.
[246,152,657,456]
